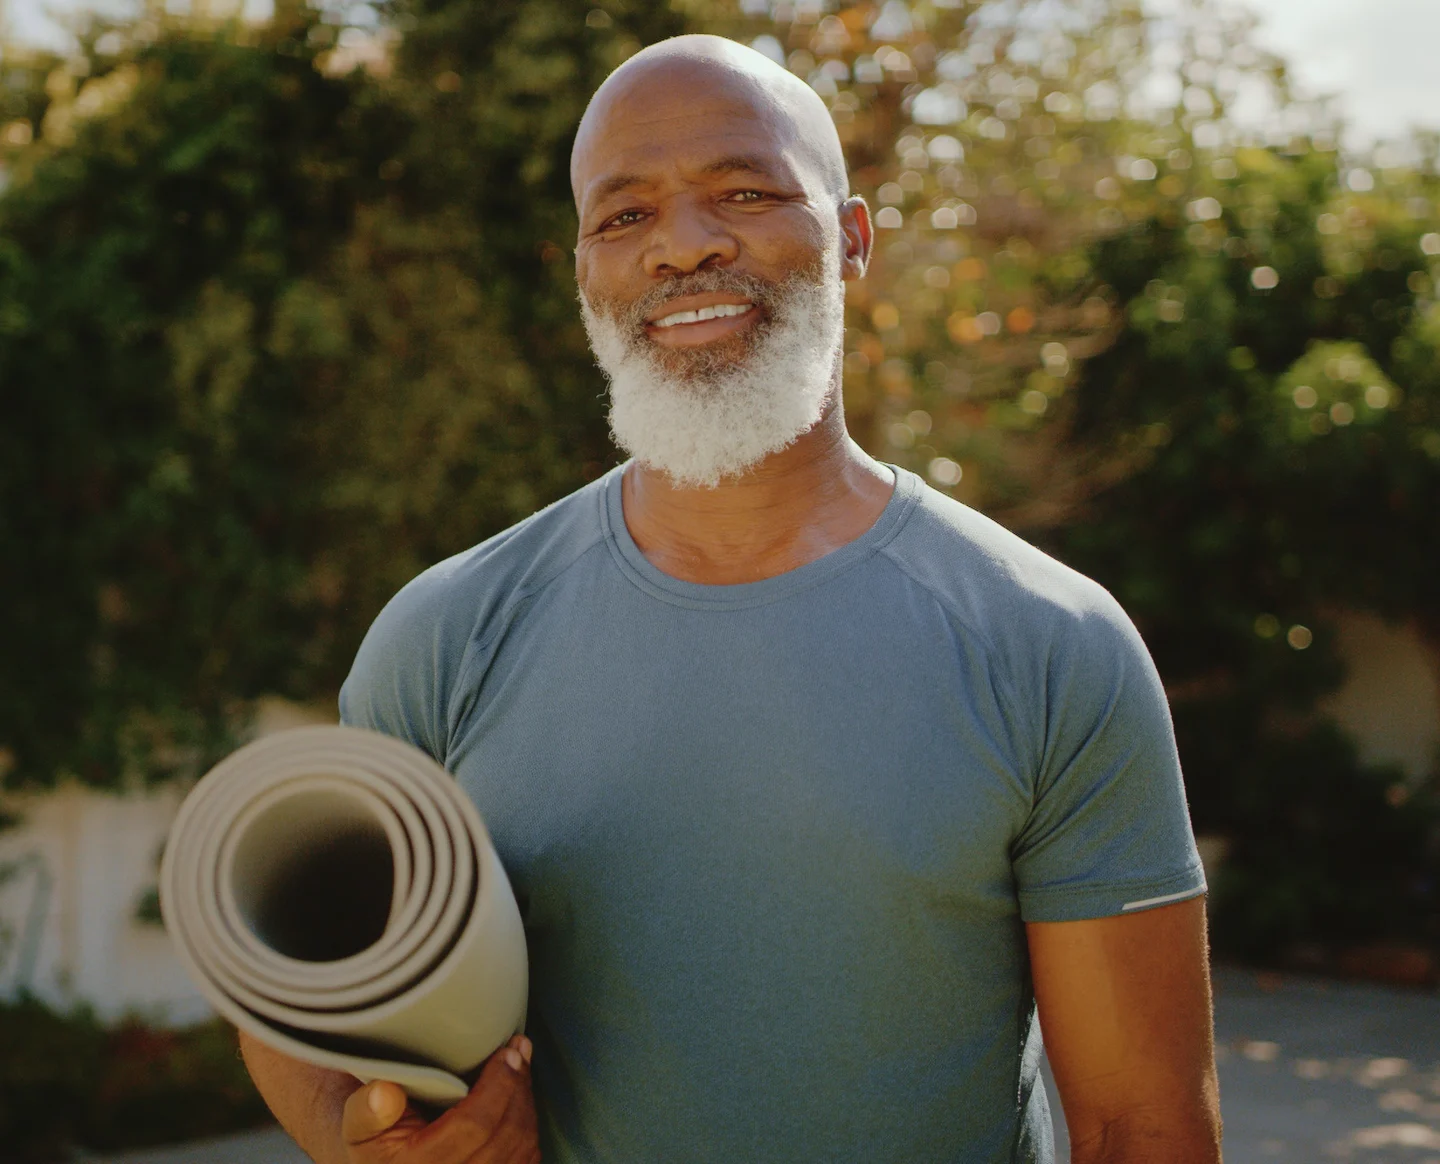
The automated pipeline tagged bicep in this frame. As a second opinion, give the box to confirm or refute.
[1026,897,1221,1161]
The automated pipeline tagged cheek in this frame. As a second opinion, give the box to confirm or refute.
[740,213,833,274]
[575,240,643,306]
[574,240,602,285]
[574,250,619,311]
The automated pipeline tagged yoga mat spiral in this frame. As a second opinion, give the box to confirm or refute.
[160,724,528,1106]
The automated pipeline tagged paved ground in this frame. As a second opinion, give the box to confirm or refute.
[1202,967,1440,1163]
[94,966,1440,1163]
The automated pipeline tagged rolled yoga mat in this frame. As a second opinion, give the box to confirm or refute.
[159,724,528,1106]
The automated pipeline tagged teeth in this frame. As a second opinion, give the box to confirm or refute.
[653,302,753,328]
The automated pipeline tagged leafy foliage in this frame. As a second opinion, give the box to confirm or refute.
[0,998,267,1161]
[0,0,682,788]
[2,0,1440,960]
[720,0,1440,959]
[0,16,396,786]
[1047,148,1440,956]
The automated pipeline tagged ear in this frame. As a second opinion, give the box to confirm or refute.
[838,197,873,282]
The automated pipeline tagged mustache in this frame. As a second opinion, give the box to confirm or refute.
[583,265,822,333]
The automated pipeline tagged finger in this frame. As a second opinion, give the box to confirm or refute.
[475,1037,538,1164]
[342,1080,423,1148]
[461,1051,538,1164]
[484,1055,541,1164]
[416,1041,530,1158]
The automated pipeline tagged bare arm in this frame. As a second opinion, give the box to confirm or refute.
[238,1031,359,1164]
[1027,896,1222,1164]
[239,1030,540,1164]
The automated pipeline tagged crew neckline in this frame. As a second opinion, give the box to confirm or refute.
[599,462,922,610]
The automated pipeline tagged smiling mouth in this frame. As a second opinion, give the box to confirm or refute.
[650,302,755,329]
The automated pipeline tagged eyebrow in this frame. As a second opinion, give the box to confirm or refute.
[587,154,790,208]
[590,171,648,205]
[699,154,786,183]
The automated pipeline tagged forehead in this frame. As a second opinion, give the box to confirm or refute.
[572,64,814,207]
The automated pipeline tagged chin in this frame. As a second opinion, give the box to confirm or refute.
[581,255,845,488]
[642,331,766,383]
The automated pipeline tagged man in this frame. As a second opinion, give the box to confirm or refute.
[240,34,1222,1164]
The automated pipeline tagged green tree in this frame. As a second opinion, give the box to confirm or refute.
[274,0,687,657]
[711,0,1440,959]
[0,14,394,786]
[1048,147,1440,958]
[6,0,1440,961]
[0,0,685,789]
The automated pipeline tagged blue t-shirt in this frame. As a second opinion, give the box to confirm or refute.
[339,464,1204,1163]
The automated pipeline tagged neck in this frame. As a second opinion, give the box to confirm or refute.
[620,394,896,585]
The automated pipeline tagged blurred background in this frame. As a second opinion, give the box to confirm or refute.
[1,0,1439,1159]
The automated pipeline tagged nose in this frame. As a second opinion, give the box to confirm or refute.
[643,196,739,278]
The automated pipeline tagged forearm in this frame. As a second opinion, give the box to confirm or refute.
[1069,1104,1222,1164]
[1031,901,1222,1164]
[238,1029,361,1164]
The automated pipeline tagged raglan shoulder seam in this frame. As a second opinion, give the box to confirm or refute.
[441,522,611,746]
[874,543,1043,783]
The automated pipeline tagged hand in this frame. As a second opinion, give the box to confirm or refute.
[341,1035,540,1164]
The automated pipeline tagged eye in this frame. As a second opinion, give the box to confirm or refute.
[600,209,647,231]
[727,190,771,204]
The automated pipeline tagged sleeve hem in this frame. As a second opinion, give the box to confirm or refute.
[1018,864,1207,923]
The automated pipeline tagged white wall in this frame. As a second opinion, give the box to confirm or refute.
[0,782,210,1022]
[1322,613,1440,781]
[0,696,335,1025]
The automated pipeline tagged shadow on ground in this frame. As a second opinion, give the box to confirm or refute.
[1050,965,1440,1163]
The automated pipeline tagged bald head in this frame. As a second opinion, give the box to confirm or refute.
[569,37,873,489]
[571,34,850,209]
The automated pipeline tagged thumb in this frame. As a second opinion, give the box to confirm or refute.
[342,1080,412,1148]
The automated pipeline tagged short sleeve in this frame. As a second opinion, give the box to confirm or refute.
[1011,596,1205,922]
[338,570,468,764]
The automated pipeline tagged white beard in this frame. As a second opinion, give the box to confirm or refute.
[580,258,845,490]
